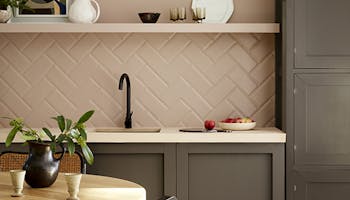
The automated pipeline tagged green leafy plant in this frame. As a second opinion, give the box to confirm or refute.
[0,0,28,10]
[3,110,95,165]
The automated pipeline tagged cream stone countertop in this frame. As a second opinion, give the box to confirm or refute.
[0,127,286,143]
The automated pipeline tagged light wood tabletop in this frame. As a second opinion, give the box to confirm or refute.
[0,172,146,200]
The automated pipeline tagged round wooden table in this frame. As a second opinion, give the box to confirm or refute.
[0,172,146,200]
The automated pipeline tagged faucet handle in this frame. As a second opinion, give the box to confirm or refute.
[125,111,133,128]
[129,112,133,118]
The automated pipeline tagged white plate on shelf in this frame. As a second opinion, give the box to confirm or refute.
[191,0,234,23]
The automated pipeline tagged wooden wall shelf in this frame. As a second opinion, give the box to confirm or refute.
[0,23,279,33]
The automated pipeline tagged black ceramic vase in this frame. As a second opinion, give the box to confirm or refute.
[23,141,65,188]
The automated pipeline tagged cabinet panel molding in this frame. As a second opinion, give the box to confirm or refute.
[294,74,350,165]
[294,170,350,200]
[176,143,284,200]
[294,0,350,68]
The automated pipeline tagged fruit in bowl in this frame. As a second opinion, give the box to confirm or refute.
[218,117,256,131]
[222,118,235,123]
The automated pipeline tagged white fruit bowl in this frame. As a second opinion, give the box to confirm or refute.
[218,122,256,131]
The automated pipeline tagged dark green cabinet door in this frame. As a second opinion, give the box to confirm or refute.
[293,169,350,200]
[176,143,284,200]
[294,74,350,165]
[286,1,350,200]
[294,0,350,68]
[87,143,176,200]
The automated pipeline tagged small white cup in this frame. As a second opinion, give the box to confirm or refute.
[9,170,26,197]
[178,7,186,21]
[170,8,179,22]
[192,7,206,23]
[64,173,82,200]
[196,8,206,19]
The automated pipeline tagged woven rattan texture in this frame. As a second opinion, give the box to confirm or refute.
[0,152,82,173]
[0,153,27,171]
[57,153,82,173]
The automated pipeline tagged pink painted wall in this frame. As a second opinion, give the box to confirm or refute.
[96,0,275,23]
[0,0,276,128]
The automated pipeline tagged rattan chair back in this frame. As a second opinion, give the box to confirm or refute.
[0,152,27,171]
[0,151,86,174]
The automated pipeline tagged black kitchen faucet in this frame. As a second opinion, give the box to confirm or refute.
[118,73,132,128]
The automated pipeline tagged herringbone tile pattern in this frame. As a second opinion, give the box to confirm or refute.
[0,33,275,128]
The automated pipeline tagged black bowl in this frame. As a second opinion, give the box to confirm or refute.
[138,13,161,23]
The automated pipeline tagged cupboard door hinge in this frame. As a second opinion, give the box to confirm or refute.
[293,185,297,192]
[293,145,297,151]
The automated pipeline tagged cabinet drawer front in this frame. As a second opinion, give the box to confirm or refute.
[294,74,350,165]
[295,0,350,68]
[293,170,350,200]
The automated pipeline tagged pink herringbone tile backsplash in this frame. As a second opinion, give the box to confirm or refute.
[0,33,275,128]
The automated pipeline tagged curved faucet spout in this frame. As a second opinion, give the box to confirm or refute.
[118,73,132,128]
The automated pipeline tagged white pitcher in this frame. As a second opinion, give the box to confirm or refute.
[68,0,100,23]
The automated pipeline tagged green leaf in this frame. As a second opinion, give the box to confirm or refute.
[9,118,23,127]
[56,134,66,143]
[76,136,84,146]
[67,137,75,155]
[77,110,94,124]
[50,142,56,154]
[78,128,87,140]
[5,127,19,147]
[51,135,56,144]
[69,129,79,139]
[74,123,84,130]
[57,115,65,132]
[37,130,45,140]
[66,119,72,131]
[81,142,94,165]
[21,134,37,141]
[42,128,54,140]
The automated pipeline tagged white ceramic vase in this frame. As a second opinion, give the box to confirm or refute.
[64,173,82,200]
[10,170,26,197]
[0,6,12,23]
[68,0,100,23]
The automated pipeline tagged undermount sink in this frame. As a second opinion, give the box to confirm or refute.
[95,127,161,133]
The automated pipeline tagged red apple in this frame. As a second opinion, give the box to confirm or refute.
[230,117,238,123]
[223,118,234,123]
[204,120,215,130]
